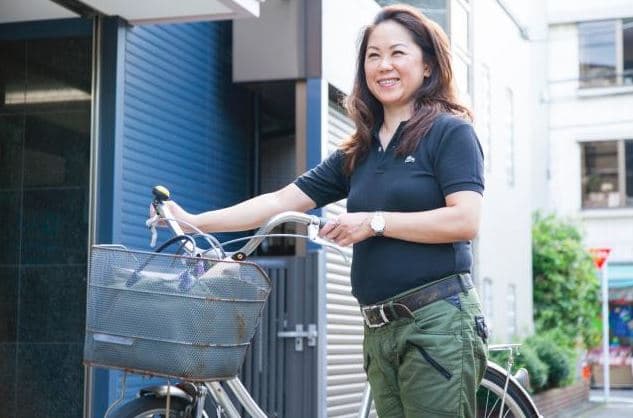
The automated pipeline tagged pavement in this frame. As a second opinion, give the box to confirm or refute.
[575,389,633,418]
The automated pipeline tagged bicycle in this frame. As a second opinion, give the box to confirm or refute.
[83,186,542,418]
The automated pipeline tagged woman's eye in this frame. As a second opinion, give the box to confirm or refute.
[367,53,379,59]
[393,51,404,56]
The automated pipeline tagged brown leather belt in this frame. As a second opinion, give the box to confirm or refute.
[361,273,474,328]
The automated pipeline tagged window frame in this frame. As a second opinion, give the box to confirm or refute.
[482,277,494,337]
[507,283,517,339]
[578,18,633,89]
[449,0,473,103]
[504,88,515,187]
[580,138,633,209]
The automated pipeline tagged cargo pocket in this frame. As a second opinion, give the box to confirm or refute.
[410,341,452,380]
[399,332,464,415]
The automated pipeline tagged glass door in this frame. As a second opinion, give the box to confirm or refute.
[0,27,92,418]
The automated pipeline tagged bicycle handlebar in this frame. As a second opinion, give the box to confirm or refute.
[236,211,324,257]
[149,185,329,260]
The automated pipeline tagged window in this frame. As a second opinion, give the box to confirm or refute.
[376,0,449,32]
[482,278,494,336]
[581,140,633,209]
[507,284,517,339]
[504,88,515,186]
[578,18,633,88]
[476,64,492,172]
[450,0,472,100]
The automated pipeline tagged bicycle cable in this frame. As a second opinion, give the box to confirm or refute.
[217,233,351,265]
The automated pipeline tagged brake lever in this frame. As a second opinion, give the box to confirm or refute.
[146,215,159,248]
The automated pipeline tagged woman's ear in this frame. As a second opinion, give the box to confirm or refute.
[423,64,431,78]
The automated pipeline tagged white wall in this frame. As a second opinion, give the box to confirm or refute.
[0,0,76,24]
[547,0,633,24]
[472,0,546,341]
[546,4,633,264]
[321,0,542,341]
[322,0,381,95]
[233,0,303,82]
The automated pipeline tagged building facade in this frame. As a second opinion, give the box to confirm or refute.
[546,0,633,347]
[0,0,548,417]
[0,1,262,417]
[377,0,543,343]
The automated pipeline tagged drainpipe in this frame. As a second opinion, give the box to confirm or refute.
[495,0,529,40]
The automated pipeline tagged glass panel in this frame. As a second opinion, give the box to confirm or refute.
[0,33,91,418]
[0,115,24,189]
[483,278,494,336]
[453,55,470,99]
[507,284,516,338]
[0,343,17,418]
[451,0,469,52]
[623,18,633,85]
[578,20,617,88]
[25,38,92,111]
[476,65,492,172]
[375,0,449,32]
[504,88,514,186]
[626,140,633,206]
[0,268,18,342]
[0,41,25,112]
[582,141,620,208]
[23,110,91,188]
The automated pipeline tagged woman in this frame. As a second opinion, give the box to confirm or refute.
[161,4,487,417]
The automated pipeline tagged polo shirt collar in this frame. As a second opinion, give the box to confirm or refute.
[371,119,409,148]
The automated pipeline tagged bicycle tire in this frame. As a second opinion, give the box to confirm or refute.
[108,396,196,418]
[478,362,541,418]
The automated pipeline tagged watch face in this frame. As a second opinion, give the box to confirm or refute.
[371,213,385,232]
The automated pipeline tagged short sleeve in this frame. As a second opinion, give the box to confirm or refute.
[433,122,485,197]
[294,150,350,208]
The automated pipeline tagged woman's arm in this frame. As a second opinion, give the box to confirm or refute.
[321,190,482,246]
[162,184,316,233]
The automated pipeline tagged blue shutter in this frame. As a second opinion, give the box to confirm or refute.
[113,21,252,249]
[104,20,252,407]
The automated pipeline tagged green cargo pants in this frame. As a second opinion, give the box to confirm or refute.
[362,275,488,417]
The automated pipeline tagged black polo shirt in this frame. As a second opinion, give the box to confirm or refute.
[294,113,484,305]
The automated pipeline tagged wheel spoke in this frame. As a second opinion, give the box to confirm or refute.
[478,363,540,418]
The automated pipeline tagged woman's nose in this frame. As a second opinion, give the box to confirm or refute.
[378,57,393,70]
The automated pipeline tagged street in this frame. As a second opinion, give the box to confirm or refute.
[577,389,633,417]
[578,402,633,417]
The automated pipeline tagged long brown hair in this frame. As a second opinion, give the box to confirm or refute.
[341,4,473,174]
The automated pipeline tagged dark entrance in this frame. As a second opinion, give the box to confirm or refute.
[0,20,93,418]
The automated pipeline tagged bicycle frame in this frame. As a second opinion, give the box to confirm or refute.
[86,187,540,418]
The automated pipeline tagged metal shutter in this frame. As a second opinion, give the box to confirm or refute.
[114,21,252,250]
[108,20,252,404]
[324,103,376,418]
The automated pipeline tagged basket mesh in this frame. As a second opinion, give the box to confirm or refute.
[83,245,271,381]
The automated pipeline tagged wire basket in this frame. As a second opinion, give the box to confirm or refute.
[83,245,271,381]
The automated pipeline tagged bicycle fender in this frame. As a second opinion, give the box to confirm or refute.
[139,385,193,402]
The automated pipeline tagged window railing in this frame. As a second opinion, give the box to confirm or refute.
[579,69,633,89]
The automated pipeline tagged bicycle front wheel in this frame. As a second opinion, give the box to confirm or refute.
[109,396,195,418]
[477,362,541,418]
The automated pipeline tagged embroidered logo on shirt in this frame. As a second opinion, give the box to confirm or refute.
[404,155,416,163]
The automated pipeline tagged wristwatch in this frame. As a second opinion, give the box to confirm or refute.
[370,211,385,237]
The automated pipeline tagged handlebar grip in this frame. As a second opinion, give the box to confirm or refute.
[152,185,171,202]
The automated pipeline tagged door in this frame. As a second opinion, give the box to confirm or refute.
[0,20,93,418]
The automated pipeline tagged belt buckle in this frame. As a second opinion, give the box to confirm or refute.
[362,304,389,328]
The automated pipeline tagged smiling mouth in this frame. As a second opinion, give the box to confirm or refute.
[377,78,400,87]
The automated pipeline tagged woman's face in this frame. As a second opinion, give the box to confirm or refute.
[364,20,429,113]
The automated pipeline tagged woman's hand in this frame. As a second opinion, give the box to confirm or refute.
[319,212,373,247]
[149,200,197,232]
